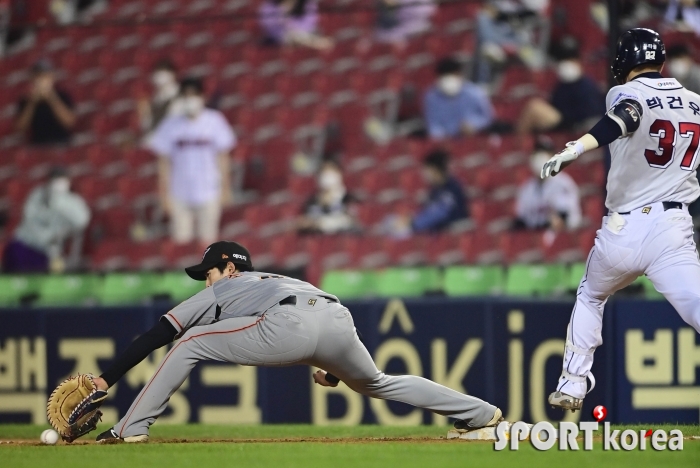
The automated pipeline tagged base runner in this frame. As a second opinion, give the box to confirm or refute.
[91,241,501,442]
[541,28,700,412]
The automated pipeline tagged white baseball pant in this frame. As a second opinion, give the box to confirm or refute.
[558,202,700,399]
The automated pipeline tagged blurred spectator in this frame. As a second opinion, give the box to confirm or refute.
[49,0,106,24]
[665,0,700,35]
[259,0,333,50]
[16,59,75,145]
[388,149,468,237]
[666,44,700,94]
[516,37,604,141]
[514,138,581,232]
[150,78,236,245]
[297,159,357,235]
[137,59,181,139]
[424,57,494,140]
[474,0,550,83]
[374,0,435,47]
[2,167,90,273]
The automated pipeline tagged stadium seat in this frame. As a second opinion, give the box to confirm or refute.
[0,275,41,307]
[443,265,504,296]
[567,262,587,292]
[505,264,568,297]
[153,271,205,303]
[35,274,97,306]
[634,275,665,300]
[320,270,376,300]
[375,267,441,297]
[96,273,155,305]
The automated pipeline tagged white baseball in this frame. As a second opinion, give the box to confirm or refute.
[40,429,59,445]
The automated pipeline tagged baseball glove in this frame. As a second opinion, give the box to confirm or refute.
[46,374,107,443]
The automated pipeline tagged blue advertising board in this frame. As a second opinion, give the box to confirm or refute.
[0,297,697,426]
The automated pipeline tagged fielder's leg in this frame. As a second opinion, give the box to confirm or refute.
[308,301,499,428]
[550,230,640,411]
[112,308,318,439]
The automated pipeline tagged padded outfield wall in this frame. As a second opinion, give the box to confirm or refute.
[0,297,698,425]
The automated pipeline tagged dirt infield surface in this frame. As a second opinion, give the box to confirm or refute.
[1,424,698,468]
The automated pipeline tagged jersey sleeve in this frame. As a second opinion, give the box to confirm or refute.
[213,112,236,153]
[163,286,218,334]
[147,117,176,157]
[605,84,642,110]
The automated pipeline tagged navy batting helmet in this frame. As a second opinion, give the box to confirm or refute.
[611,28,665,85]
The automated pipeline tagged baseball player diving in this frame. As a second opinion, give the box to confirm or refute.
[541,28,700,412]
[67,241,502,442]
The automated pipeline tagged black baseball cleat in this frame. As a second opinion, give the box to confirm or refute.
[96,427,148,444]
[453,408,503,430]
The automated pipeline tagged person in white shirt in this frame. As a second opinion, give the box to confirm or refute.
[149,77,236,245]
[514,139,581,232]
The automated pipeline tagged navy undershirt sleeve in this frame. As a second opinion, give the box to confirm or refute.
[100,318,178,387]
[588,115,623,147]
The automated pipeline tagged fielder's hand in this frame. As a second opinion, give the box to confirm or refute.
[313,370,338,387]
[541,143,579,178]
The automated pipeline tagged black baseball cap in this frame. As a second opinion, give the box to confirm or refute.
[185,241,253,281]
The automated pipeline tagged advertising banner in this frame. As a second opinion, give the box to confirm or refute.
[1,297,697,425]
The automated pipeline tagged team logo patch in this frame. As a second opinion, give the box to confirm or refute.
[308,299,317,306]
[645,51,656,60]
[642,206,652,214]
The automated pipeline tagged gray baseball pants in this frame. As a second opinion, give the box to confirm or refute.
[114,294,496,437]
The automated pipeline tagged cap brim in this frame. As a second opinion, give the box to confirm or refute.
[184,262,216,281]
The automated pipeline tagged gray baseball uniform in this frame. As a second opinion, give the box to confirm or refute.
[113,272,496,436]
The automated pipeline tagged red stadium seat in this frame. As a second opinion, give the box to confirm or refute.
[582,195,606,224]
[383,236,427,266]
[466,231,503,264]
[500,231,544,264]
[425,233,463,265]
[90,206,134,239]
[470,199,512,231]
[127,240,166,270]
[578,228,598,254]
[544,231,584,263]
[91,239,130,271]
[161,240,201,269]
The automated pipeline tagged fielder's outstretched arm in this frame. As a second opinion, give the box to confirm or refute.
[97,318,179,389]
[541,98,643,178]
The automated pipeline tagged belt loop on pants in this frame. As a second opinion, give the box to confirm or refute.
[279,296,297,306]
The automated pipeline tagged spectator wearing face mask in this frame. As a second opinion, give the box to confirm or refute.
[149,77,236,246]
[513,137,581,232]
[2,167,90,273]
[137,59,180,139]
[259,0,333,50]
[16,59,76,145]
[298,159,357,235]
[516,37,604,140]
[666,44,700,94]
[423,57,494,140]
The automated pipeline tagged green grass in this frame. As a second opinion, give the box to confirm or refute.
[1,424,698,468]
